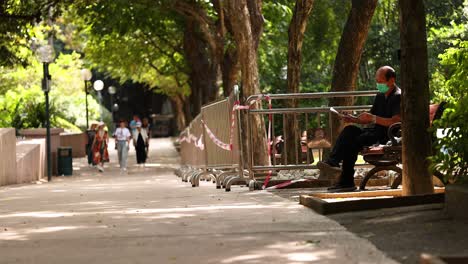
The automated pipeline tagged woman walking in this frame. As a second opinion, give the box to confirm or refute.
[114,120,132,174]
[92,122,109,172]
[142,117,151,155]
[86,123,98,167]
[133,122,148,167]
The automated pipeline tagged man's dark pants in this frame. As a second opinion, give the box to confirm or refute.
[328,125,379,185]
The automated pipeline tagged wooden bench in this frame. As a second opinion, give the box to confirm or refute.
[360,103,446,190]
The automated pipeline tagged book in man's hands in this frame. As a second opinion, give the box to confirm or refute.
[330,107,358,121]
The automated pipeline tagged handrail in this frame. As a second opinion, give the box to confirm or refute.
[246,90,378,104]
[249,105,373,114]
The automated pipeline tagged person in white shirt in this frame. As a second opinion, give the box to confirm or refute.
[113,120,132,173]
[133,122,148,167]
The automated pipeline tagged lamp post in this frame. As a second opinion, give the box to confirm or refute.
[37,44,55,182]
[108,86,116,130]
[93,80,104,121]
[81,69,92,129]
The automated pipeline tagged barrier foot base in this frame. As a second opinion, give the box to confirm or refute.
[249,180,259,191]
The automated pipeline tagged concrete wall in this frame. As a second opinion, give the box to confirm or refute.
[0,128,17,186]
[19,128,64,175]
[18,139,46,181]
[16,143,42,183]
[60,132,86,158]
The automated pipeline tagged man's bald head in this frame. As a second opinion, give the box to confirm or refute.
[375,66,397,94]
[376,66,396,82]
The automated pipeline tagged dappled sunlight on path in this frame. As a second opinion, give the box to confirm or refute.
[0,138,396,263]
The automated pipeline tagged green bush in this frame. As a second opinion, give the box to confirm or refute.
[431,99,468,184]
[430,40,468,184]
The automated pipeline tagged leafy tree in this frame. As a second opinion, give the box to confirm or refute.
[0,50,102,131]
[430,1,468,183]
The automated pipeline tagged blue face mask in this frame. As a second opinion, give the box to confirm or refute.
[376,83,389,93]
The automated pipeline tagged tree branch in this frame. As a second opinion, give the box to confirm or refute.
[173,0,218,55]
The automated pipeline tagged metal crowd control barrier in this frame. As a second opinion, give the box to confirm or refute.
[176,88,247,191]
[177,89,379,191]
[193,90,246,190]
[243,90,378,188]
[177,114,208,183]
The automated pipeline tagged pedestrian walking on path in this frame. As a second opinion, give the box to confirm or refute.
[86,123,98,166]
[142,117,151,155]
[129,114,140,134]
[133,122,148,167]
[92,122,109,172]
[114,120,132,173]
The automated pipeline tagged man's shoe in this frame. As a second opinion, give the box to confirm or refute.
[327,184,357,193]
[317,161,342,174]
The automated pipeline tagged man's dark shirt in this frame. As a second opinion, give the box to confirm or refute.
[369,86,401,143]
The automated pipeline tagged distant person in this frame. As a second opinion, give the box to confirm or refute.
[129,115,141,133]
[114,120,132,174]
[92,122,109,172]
[86,123,98,167]
[142,117,151,154]
[133,122,148,167]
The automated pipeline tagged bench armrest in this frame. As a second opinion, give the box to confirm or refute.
[387,122,402,146]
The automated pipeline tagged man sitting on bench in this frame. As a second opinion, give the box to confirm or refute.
[317,66,401,192]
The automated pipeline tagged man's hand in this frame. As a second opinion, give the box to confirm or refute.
[342,114,359,123]
[357,112,376,124]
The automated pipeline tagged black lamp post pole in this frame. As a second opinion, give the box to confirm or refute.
[110,94,114,129]
[42,62,52,182]
[85,81,89,129]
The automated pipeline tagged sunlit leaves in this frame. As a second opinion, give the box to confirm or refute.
[0,52,102,131]
[67,0,189,97]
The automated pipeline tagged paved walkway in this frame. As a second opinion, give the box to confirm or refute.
[0,138,398,263]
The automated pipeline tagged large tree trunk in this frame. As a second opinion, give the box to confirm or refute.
[399,0,433,195]
[224,0,270,166]
[183,18,218,116]
[329,0,377,143]
[222,47,240,97]
[285,0,315,164]
[171,94,189,132]
[175,0,238,100]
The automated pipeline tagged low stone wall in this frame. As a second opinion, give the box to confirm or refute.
[17,139,46,181]
[60,132,86,158]
[0,128,17,186]
[16,143,42,183]
[19,128,64,176]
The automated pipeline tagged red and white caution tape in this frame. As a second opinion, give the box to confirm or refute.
[179,131,204,150]
[261,96,273,190]
[265,179,313,190]
[195,134,205,150]
[204,95,269,152]
[202,119,231,151]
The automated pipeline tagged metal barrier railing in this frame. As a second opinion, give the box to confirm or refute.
[177,89,379,191]
[176,88,247,189]
[196,90,246,189]
[242,91,378,187]
[177,113,207,183]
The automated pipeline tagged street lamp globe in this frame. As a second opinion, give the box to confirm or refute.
[81,69,92,81]
[113,103,119,112]
[108,86,117,95]
[36,45,55,63]
[93,80,104,91]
